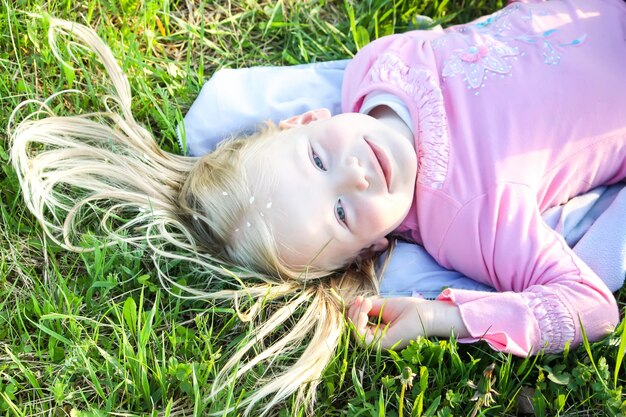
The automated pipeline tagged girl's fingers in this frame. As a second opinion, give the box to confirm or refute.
[356,308,369,332]
[362,297,401,324]
[348,297,378,342]
[348,297,388,327]
[362,330,376,346]
[361,319,392,347]
[347,295,363,324]
[364,297,387,317]
[353,298,372,332]
[360,297,373,314]
[350,297,394,346]
[348,297,419,349]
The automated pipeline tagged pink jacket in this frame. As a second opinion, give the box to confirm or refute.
[342,0,626,355]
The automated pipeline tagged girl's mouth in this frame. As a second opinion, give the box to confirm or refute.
[364,139,391,191]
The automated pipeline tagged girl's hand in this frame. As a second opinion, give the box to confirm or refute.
[347,296,469,349]
[347,295,430,349]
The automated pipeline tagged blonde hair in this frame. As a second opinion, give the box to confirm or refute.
[178,126,298,280]
[9,17,379,415]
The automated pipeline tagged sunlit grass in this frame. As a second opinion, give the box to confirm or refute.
[1,0,625,415]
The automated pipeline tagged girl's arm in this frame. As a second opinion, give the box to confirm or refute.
[348,295,469,349]
[433,185,619,356]
[352,185,620,355]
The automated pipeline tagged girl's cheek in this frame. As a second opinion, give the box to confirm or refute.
[363,202,393,228]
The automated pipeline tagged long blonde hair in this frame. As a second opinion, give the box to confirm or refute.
[9,17,378,415]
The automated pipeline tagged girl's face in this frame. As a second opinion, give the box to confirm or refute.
[245,110,417,270]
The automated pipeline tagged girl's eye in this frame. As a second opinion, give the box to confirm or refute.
[335,200,347,224]
[312,150,326,171]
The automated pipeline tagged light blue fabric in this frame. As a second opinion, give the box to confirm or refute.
[380,184,626,298]
[180,60,349,156]
[181,61,626,295]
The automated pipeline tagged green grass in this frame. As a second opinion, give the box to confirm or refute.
[1,0,625,415]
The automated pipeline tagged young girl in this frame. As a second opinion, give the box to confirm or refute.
[208,0,626,356]
[10,0,626,415]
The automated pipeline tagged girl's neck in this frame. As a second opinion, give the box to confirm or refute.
[368,105,415,147]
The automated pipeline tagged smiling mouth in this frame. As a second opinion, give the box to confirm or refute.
[364,139,391,191]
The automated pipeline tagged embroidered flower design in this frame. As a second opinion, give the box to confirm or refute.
[442,42,518,89]
[473,4,519,34]
[435,2,586,91]
[515,29,588,65]
[460,44,489,62]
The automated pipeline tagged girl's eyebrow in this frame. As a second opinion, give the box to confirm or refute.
[298,136,343,238]
[304,137,319,171]
[286,134,311,175]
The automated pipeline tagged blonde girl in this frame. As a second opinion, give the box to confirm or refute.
[10,0,626,414]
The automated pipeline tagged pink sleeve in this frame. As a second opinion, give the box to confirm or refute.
[435,184,619,356]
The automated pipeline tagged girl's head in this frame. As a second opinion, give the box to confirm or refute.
[180,108,418,277]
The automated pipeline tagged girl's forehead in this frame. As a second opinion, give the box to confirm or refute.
[250,127,305,162]
[273,125,307,142]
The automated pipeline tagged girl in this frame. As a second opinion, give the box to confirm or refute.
[205,0,626,356]
[10,0,626,415]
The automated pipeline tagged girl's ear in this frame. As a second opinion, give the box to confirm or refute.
[370,238,389,253]
[279,108,332,130]
[359,238,389,259]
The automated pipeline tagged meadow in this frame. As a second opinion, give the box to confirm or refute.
[1,0,625,415]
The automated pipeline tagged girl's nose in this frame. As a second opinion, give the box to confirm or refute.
[343,156,369,191]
